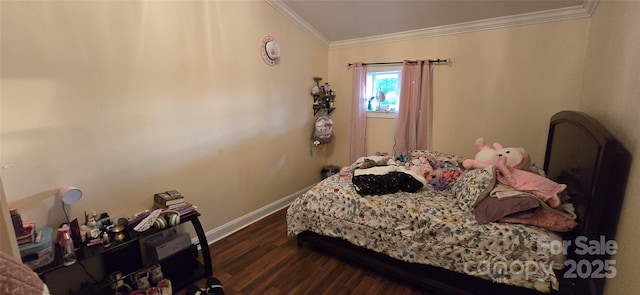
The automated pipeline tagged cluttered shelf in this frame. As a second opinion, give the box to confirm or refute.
[17,190,211,294]
[34,211,203,277]
[36,210,210,294]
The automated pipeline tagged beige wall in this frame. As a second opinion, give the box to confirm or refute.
[0,1,328,237]
[579,1,640,294]
[328,19,590,167]
[365,116,396,155]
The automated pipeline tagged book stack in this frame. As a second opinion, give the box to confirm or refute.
[153,190,196,216]
[16,222,37,246]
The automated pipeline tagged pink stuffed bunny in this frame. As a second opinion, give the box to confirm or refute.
[463,137,563,207]
[463,138,531,170]
[462,138,502,169]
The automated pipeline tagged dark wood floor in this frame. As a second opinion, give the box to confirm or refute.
[177,207,423,295]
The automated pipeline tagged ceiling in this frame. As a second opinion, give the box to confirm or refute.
[267,0,594,47]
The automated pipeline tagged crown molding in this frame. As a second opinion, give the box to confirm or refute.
[330,0,598,49]
[584,0,599,15]
[266,0,597,50]
[265,0,330,48]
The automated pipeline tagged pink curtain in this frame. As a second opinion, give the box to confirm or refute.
[350,63,367,163]
[394,60,434,155]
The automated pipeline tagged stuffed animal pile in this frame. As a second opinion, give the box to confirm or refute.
[463,137,564,207]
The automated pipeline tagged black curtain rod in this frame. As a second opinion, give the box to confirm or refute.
[347,59,449,67]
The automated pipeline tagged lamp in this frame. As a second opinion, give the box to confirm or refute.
[57,186,82,224]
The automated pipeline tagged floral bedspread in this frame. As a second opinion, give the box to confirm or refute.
[287,174,559,293]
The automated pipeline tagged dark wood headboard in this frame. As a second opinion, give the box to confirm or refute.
[543,111,631,295]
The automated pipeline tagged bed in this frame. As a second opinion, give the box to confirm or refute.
[287,111,631,295]
[0,251,50,295]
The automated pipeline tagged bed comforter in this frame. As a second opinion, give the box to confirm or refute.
[287,152,560,293]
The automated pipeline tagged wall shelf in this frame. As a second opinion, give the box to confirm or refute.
[311,77,335,115]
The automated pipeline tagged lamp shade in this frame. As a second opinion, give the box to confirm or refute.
[57,186,82,204]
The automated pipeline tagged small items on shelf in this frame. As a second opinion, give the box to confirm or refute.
[311,77,335,115]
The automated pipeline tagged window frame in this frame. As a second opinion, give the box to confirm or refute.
[365,65,402,119]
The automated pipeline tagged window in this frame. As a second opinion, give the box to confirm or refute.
[366,66,401,114]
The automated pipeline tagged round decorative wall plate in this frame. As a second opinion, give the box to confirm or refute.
[261,35,280,66]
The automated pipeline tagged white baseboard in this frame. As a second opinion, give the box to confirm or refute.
[193,183,316,246]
